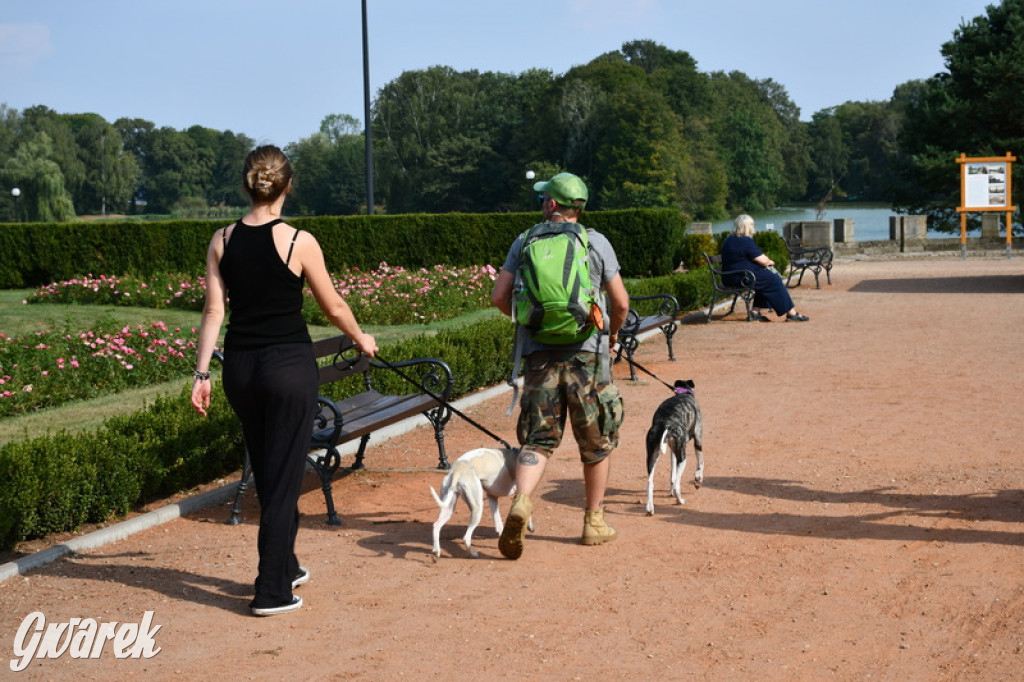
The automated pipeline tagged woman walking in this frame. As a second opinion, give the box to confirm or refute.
[191,145,377,615]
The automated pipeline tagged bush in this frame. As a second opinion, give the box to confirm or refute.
[678,233,718,271]
[754,230,790,274]
[623,271,713,316]
[0,382,245,550]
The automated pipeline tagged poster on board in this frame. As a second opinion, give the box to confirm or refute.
[963,161,1009,209]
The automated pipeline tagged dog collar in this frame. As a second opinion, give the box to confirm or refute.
[674,387,692,394]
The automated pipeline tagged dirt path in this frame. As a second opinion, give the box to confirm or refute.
[1,256,1023,681]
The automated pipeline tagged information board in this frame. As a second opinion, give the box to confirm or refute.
[963,161,1009,209]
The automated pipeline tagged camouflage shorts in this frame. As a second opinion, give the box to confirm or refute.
[516,350,624,464]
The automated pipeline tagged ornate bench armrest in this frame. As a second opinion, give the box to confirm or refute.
[368,356,455,402]
[628,293,680,318]
[311,395,344,447]
[714,267,756,290]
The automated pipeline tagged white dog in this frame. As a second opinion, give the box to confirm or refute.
[430,447,534,559]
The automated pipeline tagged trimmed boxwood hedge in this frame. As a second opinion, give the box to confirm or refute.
[0,208,686,288]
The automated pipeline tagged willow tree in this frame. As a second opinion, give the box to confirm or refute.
[3,133,77,222]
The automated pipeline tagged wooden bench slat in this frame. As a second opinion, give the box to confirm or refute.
[223,334,455,526]
[615,293,679,381]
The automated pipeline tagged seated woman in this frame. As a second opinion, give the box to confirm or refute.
[720,214,809,322]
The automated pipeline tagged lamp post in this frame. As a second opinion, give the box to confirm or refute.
[11,187,20,222]
[361,0,374,215]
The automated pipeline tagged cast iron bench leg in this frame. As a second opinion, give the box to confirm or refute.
[662,322,677,362]
[622,334,640,381]
[226,450,252,526]
[309,446,343,526]
[427,404,453,469]
[351,435,370,470]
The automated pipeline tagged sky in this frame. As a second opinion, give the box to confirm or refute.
[0,0,996,148]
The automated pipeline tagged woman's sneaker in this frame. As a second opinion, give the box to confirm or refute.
[251,595,302,617]
[291,566,309,590]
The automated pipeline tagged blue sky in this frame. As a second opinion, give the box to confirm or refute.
[0,0,994,148]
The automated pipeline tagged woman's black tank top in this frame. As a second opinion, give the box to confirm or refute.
[219,218,312,349]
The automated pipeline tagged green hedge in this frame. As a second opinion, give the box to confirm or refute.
[0,383,244,550]
[0,209,686,288]
[624,270,711,316]
[0,316,521,550]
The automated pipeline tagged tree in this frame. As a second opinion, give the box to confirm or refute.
[67,113,140,215]
[806,109,849,201]
[114,118,155,213]
[20,106,86,209]
[1,132,77,222]
[137,127,214,214]
[185,126,252,209]
[547,49,727,217]
[896,0,1024,227]
[373,66,549,212]
[708,72,791,212]
[287,115,365,215]
[373,66,482,212]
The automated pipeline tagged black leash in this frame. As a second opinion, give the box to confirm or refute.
[372,353,515,450]
[621,356,677,392]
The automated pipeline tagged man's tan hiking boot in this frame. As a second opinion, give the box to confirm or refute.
[498,494,532,560]
[581,507,617,546]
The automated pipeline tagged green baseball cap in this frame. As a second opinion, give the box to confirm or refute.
[533,172,588,207]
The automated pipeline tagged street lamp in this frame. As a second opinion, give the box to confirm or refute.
[362,0,374,215]
[10,187,20,222]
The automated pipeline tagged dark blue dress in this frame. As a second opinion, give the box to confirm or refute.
[719,235,795,316]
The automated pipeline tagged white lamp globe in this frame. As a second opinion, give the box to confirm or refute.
[11,188,20,198]
[525,170,535,180]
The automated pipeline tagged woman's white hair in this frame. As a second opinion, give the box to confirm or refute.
[732,214,756,237]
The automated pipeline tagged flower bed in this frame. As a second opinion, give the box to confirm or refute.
[26,263,498,326]
[5,263,499,417]
[0,321,196,418]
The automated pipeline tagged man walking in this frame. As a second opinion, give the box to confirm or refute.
[490,172,630,559]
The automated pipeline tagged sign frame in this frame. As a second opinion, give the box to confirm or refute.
[956,152,1016,258]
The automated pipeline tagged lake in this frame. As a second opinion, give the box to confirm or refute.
[710,203,952,242]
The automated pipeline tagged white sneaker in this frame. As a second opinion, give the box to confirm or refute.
[291,566,309,590]
[251,595,302,617]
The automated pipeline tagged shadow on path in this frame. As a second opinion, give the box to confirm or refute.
[849,274,1024,294]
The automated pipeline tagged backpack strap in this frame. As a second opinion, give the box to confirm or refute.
[506,323,527,416]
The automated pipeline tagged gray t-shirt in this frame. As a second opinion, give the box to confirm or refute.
[500,222,621,354]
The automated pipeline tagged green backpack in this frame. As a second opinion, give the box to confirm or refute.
[513,221,599,345]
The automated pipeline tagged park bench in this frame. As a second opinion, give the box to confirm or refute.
[785,235,833,289]
[701,251,756,322]
[216,334,455,526]
[614,293,679,381]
